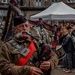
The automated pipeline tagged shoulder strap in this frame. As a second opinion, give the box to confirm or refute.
[17,41,36,66]
[9,39,30,57]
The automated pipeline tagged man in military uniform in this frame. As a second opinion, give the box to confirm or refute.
[0,15,59,75]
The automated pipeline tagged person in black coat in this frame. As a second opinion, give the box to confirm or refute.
[61,28,74,73]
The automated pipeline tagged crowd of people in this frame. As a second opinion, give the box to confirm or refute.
[52,21,75,73]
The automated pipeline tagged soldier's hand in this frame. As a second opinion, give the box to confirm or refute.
[40,61,50,71]
[30,66,43,75]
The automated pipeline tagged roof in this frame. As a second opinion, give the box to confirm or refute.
[30,2,75,20]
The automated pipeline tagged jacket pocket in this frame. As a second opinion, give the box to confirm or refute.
[11,49,21,64]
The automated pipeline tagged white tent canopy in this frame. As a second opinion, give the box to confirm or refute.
[30,2,75,20]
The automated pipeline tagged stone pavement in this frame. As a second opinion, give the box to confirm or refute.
[51,67,75,75]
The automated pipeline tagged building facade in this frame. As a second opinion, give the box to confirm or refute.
[0,0,75,20]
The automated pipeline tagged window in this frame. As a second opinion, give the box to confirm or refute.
[67,0,75,3]
[2,0,8,3]
[35,0,42,7]
[0,10,7,16]
[52,0,59,2]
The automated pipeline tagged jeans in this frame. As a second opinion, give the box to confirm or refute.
[72,52,75,68]
[66,53,73,70]
[62,55,68,68]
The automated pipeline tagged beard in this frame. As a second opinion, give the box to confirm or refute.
[15,31,30,41]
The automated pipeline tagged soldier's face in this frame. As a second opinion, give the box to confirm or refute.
[14,21,31,40]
